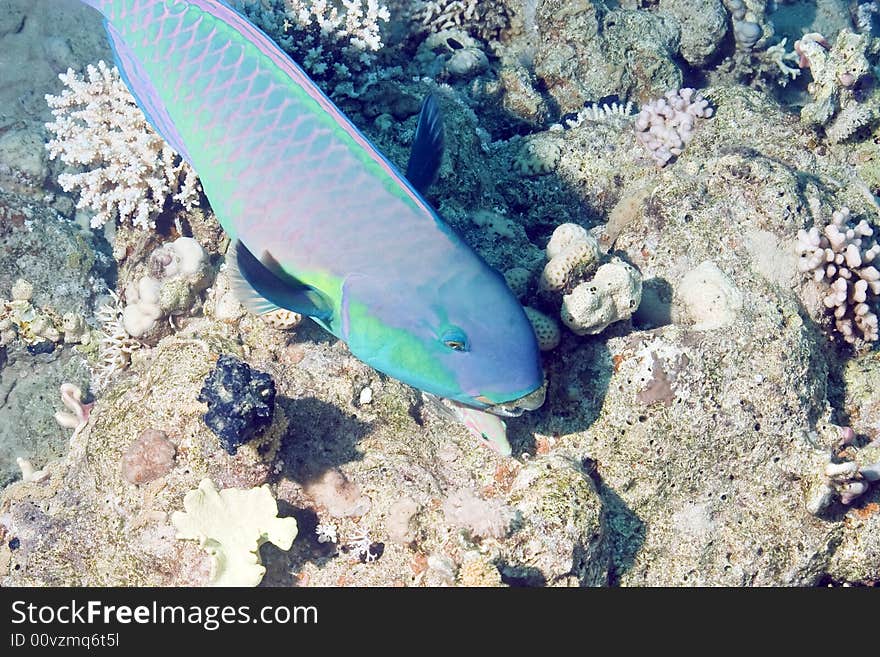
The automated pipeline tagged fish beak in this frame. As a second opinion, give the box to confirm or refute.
[482,380,547,417]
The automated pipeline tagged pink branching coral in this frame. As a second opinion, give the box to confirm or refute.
[796,207,880,343]
[634,88,714,166]
[53,383,92,434]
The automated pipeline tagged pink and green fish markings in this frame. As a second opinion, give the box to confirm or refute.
[76,0,544,417]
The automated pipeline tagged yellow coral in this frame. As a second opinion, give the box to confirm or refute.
[171,478,298,587]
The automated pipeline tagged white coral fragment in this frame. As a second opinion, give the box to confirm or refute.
[561,259,643,335]
[677,261,743,331]
[171,478,298,587]
[44,61,200,230]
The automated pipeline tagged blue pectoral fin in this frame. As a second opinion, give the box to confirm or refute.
[226,240,333,321]
[104,21,195,166]
[405,94,445,194]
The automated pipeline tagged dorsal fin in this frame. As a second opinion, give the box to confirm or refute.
[226,240,333,320]
[104,21,195,165]
[405,94,445,194]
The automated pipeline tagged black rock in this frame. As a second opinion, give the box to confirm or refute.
[26,340,55,355]
[198,354,276,455]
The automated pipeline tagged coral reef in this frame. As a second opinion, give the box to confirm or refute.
[659,0,727,66]
[796,206,879,343]
[8,0,880,590]
[199,355,277,455]
[172,478,298,586]
[531,2,682,113]
[44,61,200,230]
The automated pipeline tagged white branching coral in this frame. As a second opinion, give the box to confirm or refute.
[45,61,200,230]
[315,521,338,544]
[563,100,635,128]
[634,88,714,166]
[416,0,509,40]
[764,39,801,85]
[346,526,378,562]
[796,207,880,343]
[230,0,389,77]
[93,290,142,391]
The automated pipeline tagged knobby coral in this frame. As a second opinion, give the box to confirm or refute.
[540,223,643,336]
[796,207,880,343]
[634,88,714,166]
[45,61,200,230]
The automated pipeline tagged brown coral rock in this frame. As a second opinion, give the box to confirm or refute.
[121,429,176,485]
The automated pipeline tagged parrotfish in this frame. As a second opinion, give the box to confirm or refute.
[72,0,544,432]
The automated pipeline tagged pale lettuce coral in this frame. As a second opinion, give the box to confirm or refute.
[171,479,298,587]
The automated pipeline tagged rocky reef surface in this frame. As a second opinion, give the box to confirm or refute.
[1,0,879,586]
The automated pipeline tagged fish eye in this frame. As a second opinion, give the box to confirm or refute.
[440,327,469,352]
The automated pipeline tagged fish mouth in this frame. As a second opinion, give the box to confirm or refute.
[424,379,546,419]
[479,381,547,417]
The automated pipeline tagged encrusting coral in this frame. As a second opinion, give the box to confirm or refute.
[121,429,176,486]
[796,207,880,343]
[45,61,200,230]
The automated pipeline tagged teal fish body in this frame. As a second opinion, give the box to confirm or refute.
[75,0,543,411]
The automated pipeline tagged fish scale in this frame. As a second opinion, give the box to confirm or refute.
[74,0,544,413]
